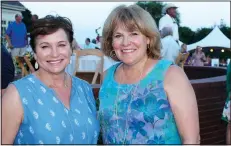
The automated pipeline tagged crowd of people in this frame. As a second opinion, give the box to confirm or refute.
[1,3,230,145]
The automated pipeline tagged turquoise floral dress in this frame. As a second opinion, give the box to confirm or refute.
[222,62,230,123]
[98,59,182,144]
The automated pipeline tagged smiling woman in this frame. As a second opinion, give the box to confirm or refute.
[99,4,200,144]
[2,15,99,145]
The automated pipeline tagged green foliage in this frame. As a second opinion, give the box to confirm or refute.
[220,26,231,39]
[178,26,195,44]
[192,27,213,43]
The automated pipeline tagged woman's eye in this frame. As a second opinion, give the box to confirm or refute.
[114,35,121,38]
[41,46,48,49]
[131,32,138,35]
[59,44,66,47]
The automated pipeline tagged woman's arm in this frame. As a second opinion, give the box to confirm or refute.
[164,66,200,144]
[2,84,24,144]
[200,53,206,62]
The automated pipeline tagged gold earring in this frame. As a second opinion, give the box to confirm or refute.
[147,44,150,49]
[109,50,116,58]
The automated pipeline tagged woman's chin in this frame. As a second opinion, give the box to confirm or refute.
[43,66,67,75]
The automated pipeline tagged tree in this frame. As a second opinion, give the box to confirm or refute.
[21,9,32,33]
[136,1,181,28]
[219,26,230,39]
[178,26,195,44]
[192,27,213,43]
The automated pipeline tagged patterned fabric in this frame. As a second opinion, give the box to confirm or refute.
[222,63,231,123]
[222,96,230,123]
[12,74,100,144]
[99,59,182,144]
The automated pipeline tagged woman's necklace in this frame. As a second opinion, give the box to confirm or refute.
[36,72,69,88]
[114,57,149,144]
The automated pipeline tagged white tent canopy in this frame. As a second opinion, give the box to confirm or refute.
[186,26,230,51]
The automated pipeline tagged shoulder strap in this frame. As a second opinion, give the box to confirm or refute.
[102,62,121,84]
[153,59,174,80]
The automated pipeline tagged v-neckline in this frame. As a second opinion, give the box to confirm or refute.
[31,73,74,111]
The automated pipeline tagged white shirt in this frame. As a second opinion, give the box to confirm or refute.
[96,42,101,49]
[83,43,96,49]
[161,35,180,63]
[159,14,179,41]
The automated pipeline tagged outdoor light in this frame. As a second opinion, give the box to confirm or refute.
[221,49,224,52]
[210,49,214,52]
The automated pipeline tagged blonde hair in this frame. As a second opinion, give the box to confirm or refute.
[102,4,161,61]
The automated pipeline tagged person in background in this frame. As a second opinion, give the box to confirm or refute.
[2,15,99,144]
[83,38,96,49]
[160,27,180,63]
[95,27,101,43]
[32,14,39,22]
[220,59,227,67]
[204,55,211,66]
[179,43,191,65]
[1,43,15,96]
[99,4,200,144]
[181,43,188,54]
[5,14,28,75]
[92,39,97,44]
[72,38,81,50]
[5,14,28,57]
[222,62,230,144]
[191,46,206,66]
[159,3,179,44]
[96,36,102,49]
[29,14,40,69]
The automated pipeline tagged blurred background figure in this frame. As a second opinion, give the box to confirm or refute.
[5,14,28,57]
[83,37,96,49]
[159,3,179,44]
[92,38,97,44]
[191,46,206,66]
[220,58,227,67]
[222,62,230,144]
[160,26,180,63]
[204,55,211,66]
[1,42,15,95]
[95,36,102,49]
[72,38,81,50]
[179,43,191,65]
[181,43,188,54]
[31,14,39,22]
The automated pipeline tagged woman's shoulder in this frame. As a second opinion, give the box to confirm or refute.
[71,76,94,92]
[155,59,174,69]
[164,65,188,84]
[102,62,122,80]
[72,76,90,86]
[13,74,35,86]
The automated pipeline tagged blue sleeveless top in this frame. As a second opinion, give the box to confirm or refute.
[98,59,182,144]
[12,74,100,144]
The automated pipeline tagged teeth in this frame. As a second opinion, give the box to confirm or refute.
[49,60,61,64]
[122,49,135,53]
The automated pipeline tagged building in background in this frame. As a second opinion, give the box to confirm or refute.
[1,1,26,44]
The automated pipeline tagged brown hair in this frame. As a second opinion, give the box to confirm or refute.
[102,4,161,61]
[30,15,73,53]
